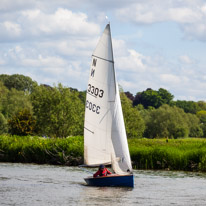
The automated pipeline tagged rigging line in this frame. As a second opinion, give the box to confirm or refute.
[84,127,94,134]
[92,55,114,63]
[78,166,93,174]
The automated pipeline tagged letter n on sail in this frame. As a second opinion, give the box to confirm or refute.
[92,58,97,67]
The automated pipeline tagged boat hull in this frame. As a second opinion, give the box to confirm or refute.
[84,174,134,187]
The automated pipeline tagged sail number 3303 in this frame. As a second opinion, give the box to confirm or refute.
[88,84,104,98]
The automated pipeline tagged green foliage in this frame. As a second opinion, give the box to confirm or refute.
[1,136,206,172]
[174,100,200,114]
[158,88,174,104]
[0,113,8,134]
[124,91,134,101]
[1,87,32,119]
[197,101,206,111]
[133,88,174,109]
[197,110,206,123]
[145,105,189,138]
[78,91,86,104]
[0,81,9,112]
[31,84,84,137]
[121,92,145,138]
[201,123,206,137]
[8,109,36,136]
[0,135,83,165]
[129,138,206,171]
[186,113,203,137]
[0,74,205,139]
[0,74,37,93]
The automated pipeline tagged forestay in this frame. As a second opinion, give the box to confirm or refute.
[84,24,132,174]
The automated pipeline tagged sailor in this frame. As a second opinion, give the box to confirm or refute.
[93,164,112,177]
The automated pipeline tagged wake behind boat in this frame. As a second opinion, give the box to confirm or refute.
[83,23,134,187]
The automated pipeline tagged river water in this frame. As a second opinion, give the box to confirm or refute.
[0,163,206,206]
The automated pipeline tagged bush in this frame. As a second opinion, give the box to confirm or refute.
[8,109,36,136]
[0,113,7,134]
[0,135,83,165]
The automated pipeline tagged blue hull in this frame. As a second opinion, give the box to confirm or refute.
[84,174,134,187]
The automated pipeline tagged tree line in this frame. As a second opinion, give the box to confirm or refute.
[0,74,206,138]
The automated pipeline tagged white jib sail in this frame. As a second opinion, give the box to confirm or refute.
[84,24,132,174]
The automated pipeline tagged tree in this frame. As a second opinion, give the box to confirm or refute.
[2,88,32,119]
[120,92,145,138]
[0,113,7,134]
[8,109,36,136]
[174,100,200,114]
[197,101,206,111]
[0,81,9,113]
[145,105,189,138]
[197,110,206,137]
[124,91,134,101]
[186,113,203,137]
[158,88,174,104]
[133,88,174,109]
[197,111,206,123]
[31,84,84,137]
[0,82,33,134]
[78,90,86,104]
[0,74,37,93]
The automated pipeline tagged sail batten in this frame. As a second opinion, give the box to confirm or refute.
[84,24,132,174]
[92,55,114,63]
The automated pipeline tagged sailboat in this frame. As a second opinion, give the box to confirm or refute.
[83,24,134,187]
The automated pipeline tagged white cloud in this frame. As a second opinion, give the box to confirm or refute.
[3,21,21,36]
[168,7,201,23]
[115,0,206,41]
[20,8,100,36]
[116,49,147,72]
[0,8,100,42]
[0,21,21,40]
[22,55,67,68]
[179,55,193,64]
[160,74,181,84]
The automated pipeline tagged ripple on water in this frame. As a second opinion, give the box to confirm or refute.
[0,163,206,206]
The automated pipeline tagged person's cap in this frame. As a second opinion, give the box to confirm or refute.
[99,164,105,169]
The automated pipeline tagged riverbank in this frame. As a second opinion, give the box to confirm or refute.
[0,135,83,166]
[1,135,206,171]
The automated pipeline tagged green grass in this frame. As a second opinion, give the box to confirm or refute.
[1,135,206,172]
[0,135,84,165]
[129,138,206,171]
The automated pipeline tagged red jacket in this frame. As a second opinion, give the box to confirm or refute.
[93,168,112,177]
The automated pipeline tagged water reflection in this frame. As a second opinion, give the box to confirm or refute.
[79,186,132,206]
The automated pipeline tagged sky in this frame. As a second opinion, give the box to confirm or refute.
[0,0,206,101]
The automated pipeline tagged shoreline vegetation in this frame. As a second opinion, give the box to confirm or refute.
[1,135,206,172]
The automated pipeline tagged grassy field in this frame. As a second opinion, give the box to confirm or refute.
[129,138,206,171]
[1,135,206,171]
[0,135,83,166]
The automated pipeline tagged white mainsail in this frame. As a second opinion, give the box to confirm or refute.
[84,24,132,174]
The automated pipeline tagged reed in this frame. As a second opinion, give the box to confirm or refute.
[129,138,206,171]
[0,135,84,165]
[1,135,206,172]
